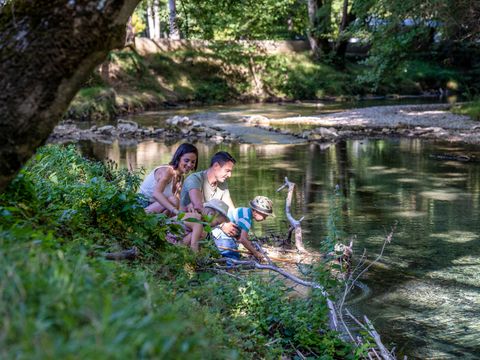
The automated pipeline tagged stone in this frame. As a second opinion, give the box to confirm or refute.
[301,131,312,139]
[117,119,139,133]
[246,115,270,125]
[96,125,115,135]
[210,135,224,143]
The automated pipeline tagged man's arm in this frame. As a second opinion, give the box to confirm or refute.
[221,189,235,210]
[188,188,204,213]
[238,230,263,261]
[181,173,202,212]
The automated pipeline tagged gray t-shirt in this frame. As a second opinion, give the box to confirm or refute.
[180,170,232,208]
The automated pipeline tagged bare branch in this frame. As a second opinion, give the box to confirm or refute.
[364,316,396,360]
[278,177,307,253]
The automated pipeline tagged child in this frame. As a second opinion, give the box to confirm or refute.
[167,199,230,252]
[211,196,275,262]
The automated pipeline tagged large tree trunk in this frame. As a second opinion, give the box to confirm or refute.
[152,0,161,39]
[0,0,141,193]
[334,0,356,61]
[168,0,180,39]
[307,0,331,58]
[146,0,160,39]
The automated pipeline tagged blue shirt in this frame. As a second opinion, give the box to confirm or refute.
[228,207,252,233]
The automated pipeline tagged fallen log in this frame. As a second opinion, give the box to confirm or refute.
[104,246,138,260]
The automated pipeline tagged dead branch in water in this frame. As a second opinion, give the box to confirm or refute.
[277,177,307,253]
[337,223,399,359]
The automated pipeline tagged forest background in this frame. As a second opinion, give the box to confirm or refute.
[70,0,480,121]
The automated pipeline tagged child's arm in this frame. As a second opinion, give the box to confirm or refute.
[237,230,263,261]
[181,212,204,252]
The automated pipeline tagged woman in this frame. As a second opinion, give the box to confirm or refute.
[138,143,198,215]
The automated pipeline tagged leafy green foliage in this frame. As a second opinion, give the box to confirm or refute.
[1,145,168,255]
[0,145,357,358]
[175,0,307,40]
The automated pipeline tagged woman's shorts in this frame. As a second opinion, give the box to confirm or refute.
[136,194,151,208]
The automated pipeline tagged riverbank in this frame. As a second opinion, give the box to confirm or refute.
[52,103,480,147]
[65,39,468,122]
[244,103,480,146]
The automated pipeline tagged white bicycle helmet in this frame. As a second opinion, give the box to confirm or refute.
[249,196,275,217]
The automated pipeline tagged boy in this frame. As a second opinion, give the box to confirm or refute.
[167,199,230,252]
[211,196,275,262]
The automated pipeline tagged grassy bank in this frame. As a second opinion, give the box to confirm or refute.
[0,145,359,358]
[452,98,480,120]
[66,41,467,121]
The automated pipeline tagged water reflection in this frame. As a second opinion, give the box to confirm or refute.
[78,138,480,359]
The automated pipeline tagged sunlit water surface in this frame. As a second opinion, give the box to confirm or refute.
[77,102,479,359]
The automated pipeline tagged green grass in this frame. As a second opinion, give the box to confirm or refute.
[452,99,480,120]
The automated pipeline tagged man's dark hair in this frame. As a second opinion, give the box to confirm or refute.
[210,151,236,167]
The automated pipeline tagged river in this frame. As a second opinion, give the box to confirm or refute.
[77,101,479,359]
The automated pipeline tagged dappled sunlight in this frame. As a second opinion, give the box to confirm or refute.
[391,210,427,218]
[452,255,480,265]
[397,177,421,183]
[366,166,410,175]
[362,278,480,359]
[440,161,470,168]
[270,162,302,171]
[430,230,479,243]
[419,189,464,201]
[366,165,388,171]
[427,263,480,287]
[432,177,467,186]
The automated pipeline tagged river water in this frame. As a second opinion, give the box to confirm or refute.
[77,101,480,359]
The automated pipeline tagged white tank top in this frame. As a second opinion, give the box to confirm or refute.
[138,165,174,203]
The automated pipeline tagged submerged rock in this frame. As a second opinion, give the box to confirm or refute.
[117,119,139,134]
[96,125,115,135]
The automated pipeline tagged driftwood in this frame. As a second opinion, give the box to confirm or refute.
[277,177,307,253]
[104,246,138,260]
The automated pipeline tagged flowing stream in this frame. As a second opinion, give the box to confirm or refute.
[77,100,480,359]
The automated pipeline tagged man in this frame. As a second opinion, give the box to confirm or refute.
[180,151,238,236]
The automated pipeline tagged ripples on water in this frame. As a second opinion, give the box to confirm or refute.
[77,116,480,359]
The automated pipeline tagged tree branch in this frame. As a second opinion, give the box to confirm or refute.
[277,177,307,252]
